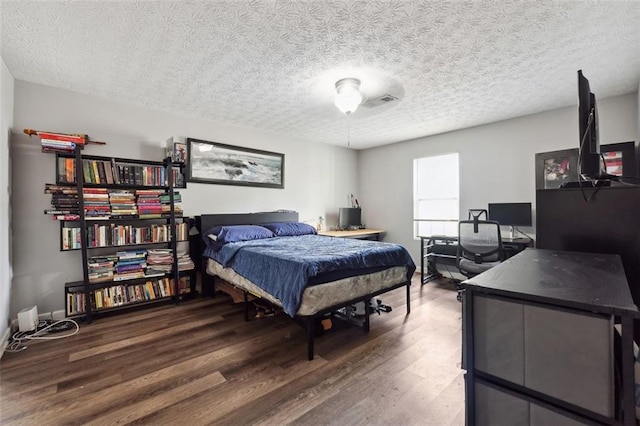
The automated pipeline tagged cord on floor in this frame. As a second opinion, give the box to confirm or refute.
[5,319,80,353]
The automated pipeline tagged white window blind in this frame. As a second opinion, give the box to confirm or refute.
[413,153,459,238]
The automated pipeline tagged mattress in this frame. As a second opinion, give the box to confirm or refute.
[206,258,410,317]
[204,234,415,316]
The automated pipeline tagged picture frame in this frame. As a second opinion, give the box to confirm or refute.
[535,148,579,190]
[166,136,187,164]
[601,141,637,177]
[186,138,284,188]
[535,141,638,190]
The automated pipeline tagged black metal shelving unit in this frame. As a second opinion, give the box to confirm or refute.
[52,149,195,322]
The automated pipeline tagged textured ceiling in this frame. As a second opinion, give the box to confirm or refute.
[1,1,639,150]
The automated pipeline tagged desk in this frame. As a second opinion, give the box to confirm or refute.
[419,235,533,285]
[318,229,385,241]
[463,249,638,425]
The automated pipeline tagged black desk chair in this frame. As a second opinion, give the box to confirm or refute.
[457,218,504,278]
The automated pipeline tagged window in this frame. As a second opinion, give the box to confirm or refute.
[413,153,459,238]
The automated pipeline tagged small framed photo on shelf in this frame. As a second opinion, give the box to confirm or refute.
[166,136,187,164]
[186,138,284,188]
[601,141,636,177]
[535,148,579,190]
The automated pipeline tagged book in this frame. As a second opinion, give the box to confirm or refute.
[41,139,76,148]
[65,158,74,183]
[97,161,106,184]
[92,161,101,184]
[38,132,85,145]
[45,209,80,215]
[104,161,114,184]
[41,146,76,154]
[51,214,80,221]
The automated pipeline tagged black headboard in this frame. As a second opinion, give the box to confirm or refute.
[195,211,299,235]
[192,211,299,296]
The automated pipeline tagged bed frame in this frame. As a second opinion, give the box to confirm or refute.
[194,211,411,360]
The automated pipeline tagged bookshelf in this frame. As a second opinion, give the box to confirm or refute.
[45,147,195,322]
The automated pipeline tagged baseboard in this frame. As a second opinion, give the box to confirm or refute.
[0,326,11,360]
[37,310,66,322]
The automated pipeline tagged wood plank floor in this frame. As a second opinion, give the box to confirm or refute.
[0,276,464,425]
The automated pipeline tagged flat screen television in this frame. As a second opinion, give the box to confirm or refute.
[339,207,362,230]
[488,203,532,227]
[577,70,604,179]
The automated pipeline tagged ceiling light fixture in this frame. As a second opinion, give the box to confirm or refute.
[334,78,363,115]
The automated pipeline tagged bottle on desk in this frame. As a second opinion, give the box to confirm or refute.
[317,216,324,231]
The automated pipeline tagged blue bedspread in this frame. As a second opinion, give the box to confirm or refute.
[205,235,416,317]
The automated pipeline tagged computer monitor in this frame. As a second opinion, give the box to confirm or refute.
[488,202,532,232]
[577,70,604,179]
[339,207,362,230]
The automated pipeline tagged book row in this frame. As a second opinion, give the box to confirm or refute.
[66,276,191,315]
[61,222,188,250]
[87,222,188,248]
[57,156,184,187]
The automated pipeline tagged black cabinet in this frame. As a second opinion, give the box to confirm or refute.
[537,185,640,341]
[463,249,638,425]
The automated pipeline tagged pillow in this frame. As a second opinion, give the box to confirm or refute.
[203,225,274,250]
[261,222,318,237]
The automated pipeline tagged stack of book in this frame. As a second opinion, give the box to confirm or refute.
[136,189,164,218]
[87,254,117,283]
[114,250,147,281]
[39,132,85,154]
[44,183,80,220]
[146,249,174,274]
[83,188,110,219]
[159,191,183,217]
[177,250,195,271]
[109,190,137,218]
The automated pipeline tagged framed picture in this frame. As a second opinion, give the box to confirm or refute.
[601,141,636,177]
[535,148,579,190]
[535,141,637,190]
[186,138,284,188]
[166,136,187,163]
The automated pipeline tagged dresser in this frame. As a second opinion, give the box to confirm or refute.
[462,249,638,425]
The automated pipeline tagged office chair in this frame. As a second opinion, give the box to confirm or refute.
[457,217,504,278]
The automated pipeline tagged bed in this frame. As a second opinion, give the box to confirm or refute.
[195,212,416,360]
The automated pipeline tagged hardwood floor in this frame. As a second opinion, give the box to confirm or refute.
[0,276,464,425]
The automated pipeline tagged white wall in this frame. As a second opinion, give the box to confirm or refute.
[10,81,358,317]
[0,57,14,344]
[358,92,639,263]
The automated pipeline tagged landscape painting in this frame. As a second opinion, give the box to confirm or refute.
[186,138,284,188]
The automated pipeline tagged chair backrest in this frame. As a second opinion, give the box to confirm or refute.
[468,209,488,221]
[457,219,503,264]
